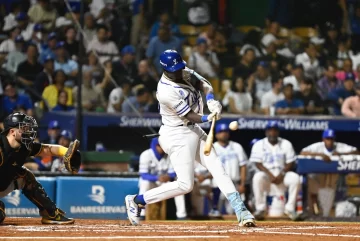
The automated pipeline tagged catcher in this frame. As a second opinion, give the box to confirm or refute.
[0,112,81,224]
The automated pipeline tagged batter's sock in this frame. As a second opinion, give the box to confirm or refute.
[134,195,146,206]
[212,188,221,209]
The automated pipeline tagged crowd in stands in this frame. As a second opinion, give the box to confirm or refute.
[0,0,360,124]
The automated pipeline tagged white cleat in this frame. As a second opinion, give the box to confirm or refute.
[238,210,256,227]
[125,195,142,226]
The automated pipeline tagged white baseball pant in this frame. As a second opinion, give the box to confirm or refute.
[252,171,300,212]
[143,124,237,205]
[139,179,187,218]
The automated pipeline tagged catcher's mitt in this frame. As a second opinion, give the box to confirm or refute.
[63,139,81,174]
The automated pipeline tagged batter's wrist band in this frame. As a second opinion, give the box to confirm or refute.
[201,115,209,122]
[206,93,214,101]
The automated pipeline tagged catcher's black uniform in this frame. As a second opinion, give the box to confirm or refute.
[0,112,75,224]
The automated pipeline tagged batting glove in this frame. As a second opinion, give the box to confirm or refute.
[201,112,218,122]
[207,99,222,120]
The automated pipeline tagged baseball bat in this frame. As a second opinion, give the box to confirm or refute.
[204,116,216,156]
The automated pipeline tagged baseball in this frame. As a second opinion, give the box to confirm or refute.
[229,121,239,131]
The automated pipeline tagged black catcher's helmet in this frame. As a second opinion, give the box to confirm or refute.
[1,112,38,149]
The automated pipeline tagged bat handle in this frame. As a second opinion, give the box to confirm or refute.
[204,116,216,156]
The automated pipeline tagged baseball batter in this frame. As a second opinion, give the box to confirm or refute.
[250,121,300,220]
[138,137,186,219]
[210,123,248,216]
[125,49,255,227]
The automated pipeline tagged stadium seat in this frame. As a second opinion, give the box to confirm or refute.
[209,78,220,96]
[223,67,233,79]
[179,25,198,36]
[187,36,198,46]
[292,27,318,38]
[196,24,210,33]
[236,25,261,33]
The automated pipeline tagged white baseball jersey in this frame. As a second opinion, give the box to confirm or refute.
[107,87,123,113]
[250,137,295,175]
[139,149,174,176]
[156,74,203,126]
[213,141,247,182]
[301,142,356,158]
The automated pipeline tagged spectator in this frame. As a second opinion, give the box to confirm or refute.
[121,87,153,113]
[132,60,158,94]
[260,74,284,115]
[30,24,45,50]
[283,64,305,92]
[275,83,304,115]
[199,23,217,52]
[50,130,73,172]
[107,81,131,113]
[323,22,339,60]
[43,120,61,144]
[239,29,263,58]
[64,27,80,59]
[130,0,145,46]
[146,26,182,78]
[82,51,101,75]
[336,36,353,69]
[27,0,56,31]
[248,61,272,102]
[72,71,106,112]
[83,13,96,48]
[55,16,72,32]
[223,77,252,114]
[87,25,119,64]
[0,27,20,54]
[261,41,288,74]
[234,48,256,81]
[317,64,342,100]
[4,35,27,74]
[39,32,57,64]
[52,90,74,112]
[295,79,325,115]
[149,12,181,40]
[2,2,22,32]
[300,129,359,216]
[262,21,293,58]
[250,121,300,221]
[16,43,43,88]
[189,38,220,79]
[327,73,356,115]
[112,45,137,84]
[89,0,112,24]
[42,70,73,109]
[95,60,116,100]
[341,83,360,117]
[1,81,33,116]
[34,55,54,97]
[335,58,357,81]
[16,12,35,41]
[295,43,321,80]
[54,41,78,85]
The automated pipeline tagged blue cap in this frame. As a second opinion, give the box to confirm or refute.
[250,138,259,146]
[48,120,60,129]
[345,72,355,81]
[196,38,207,45]
[71,4,81,13]
[121,45,136,55]
[259,61,269,68]
[15,35,24,42]
[159,49,186,73]
[265,120,279,130]
[215,123,230,134]
[55,41,65,49]
[322,129,335,139]
[48,32,57,40]
[15,12,28,21]
[44,54,54,62]
[60,130,73,140]
[33,24,43,31]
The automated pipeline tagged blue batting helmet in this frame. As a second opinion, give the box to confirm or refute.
[159,50,186,73]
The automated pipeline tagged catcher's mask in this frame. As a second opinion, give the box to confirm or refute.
[1,112,38,150]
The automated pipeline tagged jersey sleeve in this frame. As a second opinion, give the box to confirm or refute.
[138,150,151,174]
[249,141,263,163]
[284,140,296,164]
[301,143,320,153]
[29,142,43,156]
[337,143,357,153]
[234,143,248,167]
[159,90,191,117]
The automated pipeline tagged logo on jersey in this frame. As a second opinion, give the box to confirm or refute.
[88,185,105,205]
[179,90,185,97]
[4,190,21,206]
[173,101,183,109]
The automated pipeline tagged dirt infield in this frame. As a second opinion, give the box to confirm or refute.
[1,218,360,241]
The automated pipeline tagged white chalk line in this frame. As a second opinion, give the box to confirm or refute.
[258,231,360,238]
[0,236,229,240]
